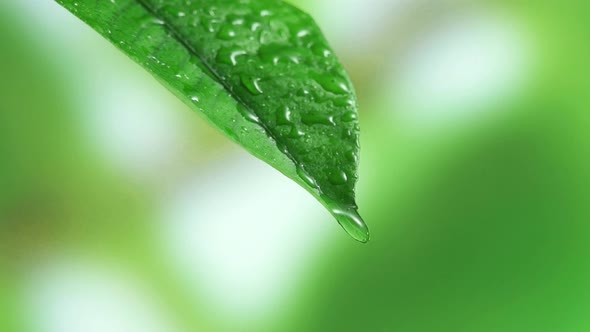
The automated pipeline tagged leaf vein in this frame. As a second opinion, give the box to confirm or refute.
[134,0,302,170]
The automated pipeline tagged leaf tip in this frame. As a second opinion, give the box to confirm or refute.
[331,207,370,243]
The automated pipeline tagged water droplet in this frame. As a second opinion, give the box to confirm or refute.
[177,11,186,17]
[251,22,262,32]
[328,170,348,185]
[231,18,245,26]
[276,106,293,125]
[151,18,165,25]
[148,55,163,65]
[201,18,221,32]
[260,10,272,17]
[342,128,353,139]
[297,29,311,38]
[288,126,306,138]
[301,112,336,126]
[329,206,369,243]
[297,89,310,97]
[216,47,247,66]
[191,96,200,103]
[313,74,350,95]
[342,111,358,122]
[269,21,289,41]
[240,75,264,95]
[217,26,236,40]
[311,44,332,58]
[334,97,354,107]
[345,150,358,163]
[258,44,301,64]
[296,167,317,189]
[238,105,260,124]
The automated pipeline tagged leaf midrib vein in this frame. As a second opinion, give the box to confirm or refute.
[135,0,304,174]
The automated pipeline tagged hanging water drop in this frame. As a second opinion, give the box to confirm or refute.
[330,207,369,243]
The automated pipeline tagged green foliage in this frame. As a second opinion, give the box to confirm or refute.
[55,0,368,241]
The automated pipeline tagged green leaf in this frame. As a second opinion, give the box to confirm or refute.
[55,0,369,242]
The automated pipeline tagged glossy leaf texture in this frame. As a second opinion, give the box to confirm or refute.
[55,0,369,242]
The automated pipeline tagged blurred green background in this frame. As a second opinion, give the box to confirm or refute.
[1,1,589,331]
